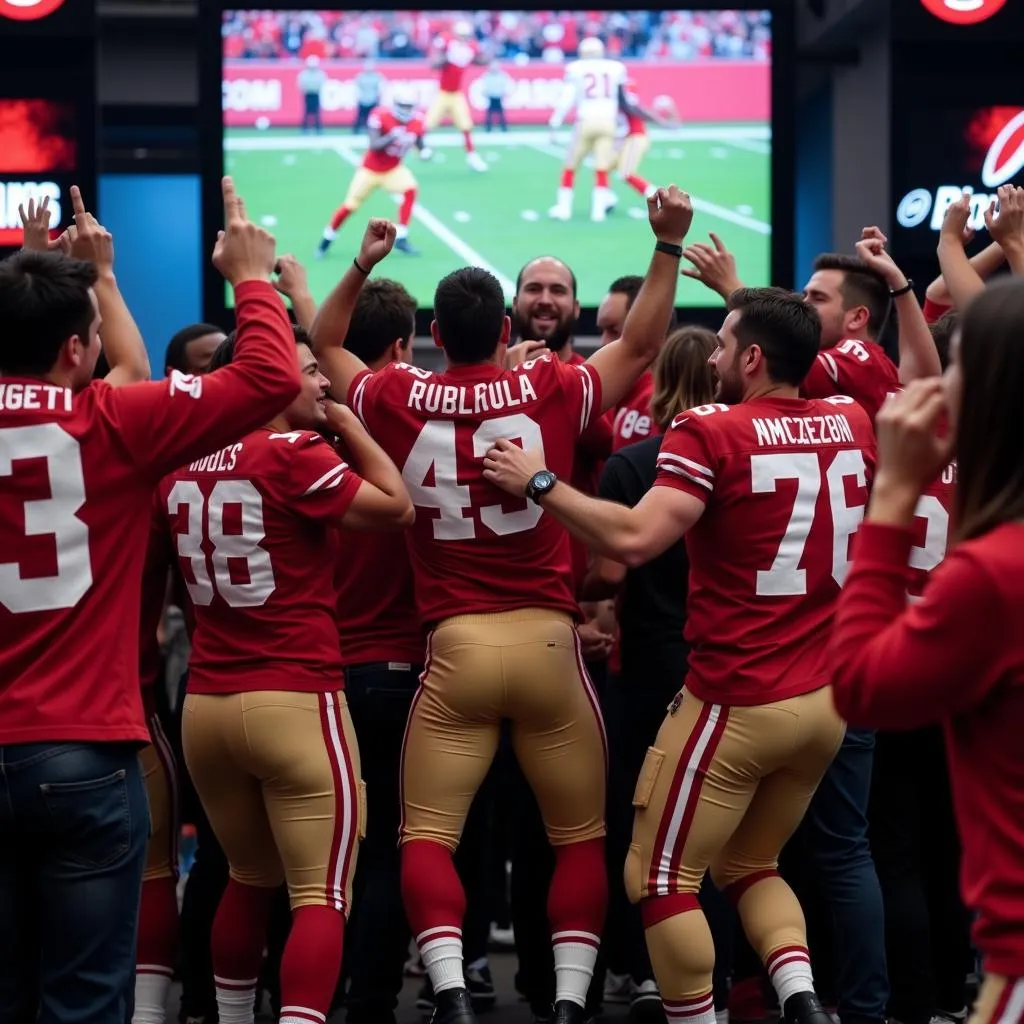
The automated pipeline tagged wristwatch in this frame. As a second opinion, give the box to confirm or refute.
[525,469,557,503]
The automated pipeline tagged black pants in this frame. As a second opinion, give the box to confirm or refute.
[868,727,970,1024]
[352,102,375,133]
[302,94,322,134]
[485,98,507,132]
[342,662,421,1024]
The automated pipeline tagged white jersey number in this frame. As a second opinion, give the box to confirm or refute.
[167,479,276,608]
[0,424,93,613]
[402,413,546,540]
[751,449,867,597]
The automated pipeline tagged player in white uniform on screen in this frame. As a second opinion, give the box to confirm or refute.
[548,36,628,223]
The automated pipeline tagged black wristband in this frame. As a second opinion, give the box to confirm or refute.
[890,278,914,297]
[654,240,683,258]
[353,256,370,276]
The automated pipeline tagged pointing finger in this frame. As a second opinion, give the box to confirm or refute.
[70,185,87,220]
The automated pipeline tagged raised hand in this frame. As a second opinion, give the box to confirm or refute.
[273,253,310,299]
[854,230,907,290]
[212,176,277,286]
[358,217,397,270]
[875,379,955,498]
[65,186,114,273]
[647,184,693,245]
[18,195,53,253]
[939,191,973,247]
[682,231,743,300]
[985,184,1024,249]
[504,339,548,369]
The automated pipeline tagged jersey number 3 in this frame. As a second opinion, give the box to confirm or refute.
[167,479,276,608]
[402,413,546,540]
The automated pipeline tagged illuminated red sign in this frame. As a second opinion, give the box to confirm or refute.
[919,0,1008,25]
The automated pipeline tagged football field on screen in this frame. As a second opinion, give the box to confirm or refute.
[223,123,770,308]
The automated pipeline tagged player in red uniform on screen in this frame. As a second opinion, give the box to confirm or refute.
[154,325,412,1024]
[830,280,1024,1024]
[612,78,675,200]
[424,18,488,172]
[318,86,425,259]
[0,176,301,1024]
[312,190,693,1024]
[482,287,876,1024]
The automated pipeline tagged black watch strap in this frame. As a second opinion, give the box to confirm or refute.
[655,240,683,258]
[890,278,914,297]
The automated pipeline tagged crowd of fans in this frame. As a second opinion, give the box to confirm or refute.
[223,9,771,62]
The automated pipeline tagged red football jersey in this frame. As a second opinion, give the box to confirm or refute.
[801,337,899,423]
[363,108,425,173]
[908,464,956,602]
[348,355,602,626]
[0,282,299,744]
[623,82,647,136]
[611,371,658,453]
[436,35,478,92]
[139,495,170,721]
[654,395,876,706]
[158,428,362,695]
[335,528,425,666]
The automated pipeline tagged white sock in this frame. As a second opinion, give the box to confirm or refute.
[133,969,173,1024]
[552,930,600,1008]
[664,993,716,1024]
[396,223,409,240]
[418,927,465,994]
[321,227,336,241]
[766,946,815,1005]
[213,976,257,1024]
[280,1006,327,1024]
[556,186,573,206]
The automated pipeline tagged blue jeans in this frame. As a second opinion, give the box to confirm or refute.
[806,727,890,1024]
[0,742,149,1024]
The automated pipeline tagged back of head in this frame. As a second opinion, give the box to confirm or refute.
[954,279,1024,541]
[209,322,312,371]
[433,267,506,364]
[346,278,416,365]
[609,274,643,310]
[727,286,822,386]
[0,251,98,377]
[929,309,957,372]
[812,253,890,339]
[164,322,224,375]
[651,325,717,428]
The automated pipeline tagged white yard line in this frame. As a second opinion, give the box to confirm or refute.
[725,138,771,155]
[330,143,516,298]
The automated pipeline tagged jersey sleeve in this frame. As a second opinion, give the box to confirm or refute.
[653,414,717,503]
[106,282,301,482]
[800,350,840,400]
[284,434,363,523]
[348,363,398,434]
[553,359,603,439]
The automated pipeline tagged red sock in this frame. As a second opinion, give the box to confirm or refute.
[463,131,474,153]
[595,170,609,189]
[399,189,416,227]
[137,875,180,973]
[626,173,651,195]
[401,838,466,936]
[212,879,274,982]
[278,905,345,1021]
[561,168,575,189]
[329,205,352,232]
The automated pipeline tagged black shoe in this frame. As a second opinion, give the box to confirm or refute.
[466,963,496,1012]
[431,987,478,1023]
[315,237,332,260]
[783,992,835,1024]
[395,237,420,255]
[552,1000,593,1023]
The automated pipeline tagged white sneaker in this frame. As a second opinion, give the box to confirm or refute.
[549,204,571,220]
[631,979,661,1006]
[488,922,515,949]
[467,151,487,171]
[604,970,633,1004]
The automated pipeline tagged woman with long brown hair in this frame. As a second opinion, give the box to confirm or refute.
[830,277,1024,1024]
[584,324,718,1018]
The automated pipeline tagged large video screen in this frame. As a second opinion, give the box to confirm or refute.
[221,9,772,308]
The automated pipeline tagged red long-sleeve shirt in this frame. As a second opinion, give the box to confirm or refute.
[831,520,1024,978]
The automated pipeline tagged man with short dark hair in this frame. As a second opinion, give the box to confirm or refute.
[0,176,301,1024]
[313,188,694,1024]
[164,323,227,377]
[482,286,877,1024]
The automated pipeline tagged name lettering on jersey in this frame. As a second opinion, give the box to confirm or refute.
[169,369,203,400]
[0,382,71,412]
[407,376,538,415]
[752,414,855,448]
[942,461,957,486]
[188,443,244,473]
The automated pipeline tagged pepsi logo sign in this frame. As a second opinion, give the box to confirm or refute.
[0,0,67,20]
[919,0,1008,25]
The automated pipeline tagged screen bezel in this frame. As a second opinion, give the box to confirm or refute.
[199,1,794,334]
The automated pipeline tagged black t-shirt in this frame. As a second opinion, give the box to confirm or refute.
[599,434,690,677]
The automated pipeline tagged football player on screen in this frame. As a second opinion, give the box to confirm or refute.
[548,36,628,223]
[424,18,488,172]
[612,78,678,201]
[317,85,424,259]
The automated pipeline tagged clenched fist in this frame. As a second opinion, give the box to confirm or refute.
[647,185,694,246]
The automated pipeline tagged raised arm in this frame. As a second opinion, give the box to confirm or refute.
[585,186,692,411]
[310,218,396,403]
[855,228,940,383]
[924,238,1004,308]
[936,193,987,311]
[273,254,318,330]
[984,184,1024,278]
[111,177,302,478]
